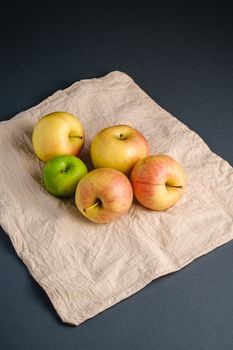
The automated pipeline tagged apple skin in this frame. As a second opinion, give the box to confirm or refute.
[32,111,84,162]
[75,168,133,224]
[43,155,88,198]
[130,155,186,211]
[90,125,150,175]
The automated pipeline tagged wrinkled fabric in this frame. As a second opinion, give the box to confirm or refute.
[0,71,233,326]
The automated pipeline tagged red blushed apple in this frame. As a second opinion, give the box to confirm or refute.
[75,168,133,224]
[90,125,150,175]
[130,155,186,211]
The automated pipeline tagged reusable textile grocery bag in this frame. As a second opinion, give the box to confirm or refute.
[0,71,233,326]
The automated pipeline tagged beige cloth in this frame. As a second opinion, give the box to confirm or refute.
[0,71,233,326]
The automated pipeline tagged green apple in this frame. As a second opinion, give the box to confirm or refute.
[43,155,88,198]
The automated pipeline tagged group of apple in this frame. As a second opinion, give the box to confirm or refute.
[32,111,186,224]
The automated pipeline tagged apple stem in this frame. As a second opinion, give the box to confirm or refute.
[166,185,183,189]
[118,133,127,140]
[69,135,83,139]
[83,199,102,212]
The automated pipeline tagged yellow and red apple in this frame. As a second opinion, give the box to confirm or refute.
[75,168,133,223]
[90,125,150,175]
[131,155,186,210]
[32,111,84,162]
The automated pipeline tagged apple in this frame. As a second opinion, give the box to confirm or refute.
[90,125,150,175]
[130,155,186,210]
[32,111,84,162]
[75,168,133,223]
[43,155,87,198]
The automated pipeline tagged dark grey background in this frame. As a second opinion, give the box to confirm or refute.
[0,2,233,350]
